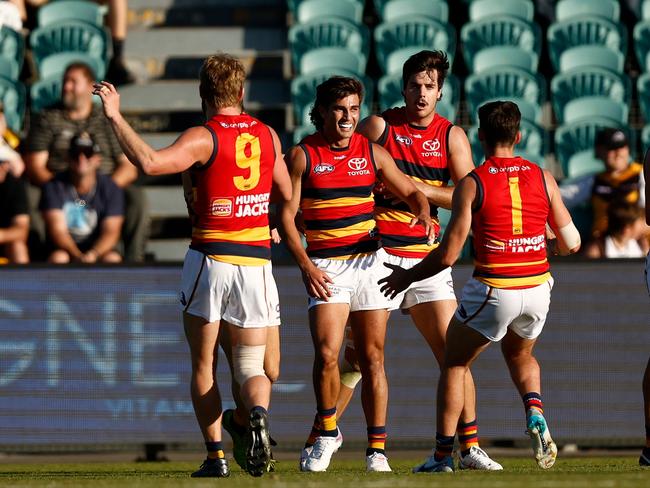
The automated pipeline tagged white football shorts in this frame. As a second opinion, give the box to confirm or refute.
[308,248,392,311]
[455,277,554,342]
[379,252,456,311]
[179,248,281,327]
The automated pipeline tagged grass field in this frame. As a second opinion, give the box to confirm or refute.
[0,457,646,487]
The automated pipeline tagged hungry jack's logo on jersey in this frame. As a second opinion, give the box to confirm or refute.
[211,198,233,217]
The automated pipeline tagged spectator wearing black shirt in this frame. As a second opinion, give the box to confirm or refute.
[0,159,29,264]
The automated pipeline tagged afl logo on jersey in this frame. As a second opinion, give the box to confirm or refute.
[421,138,442,157]
[211,197,233,217]
[314,163,334,175]
[395,134,412,146]
[347,158,371,176]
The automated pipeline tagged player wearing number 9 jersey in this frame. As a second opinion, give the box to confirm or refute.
[93,53,292,478]
[379,101,580,472]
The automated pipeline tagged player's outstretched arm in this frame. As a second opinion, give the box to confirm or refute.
[93,81,212,175]
[544,169,581,255]
[371,143,433,240]
[278,146,333,300]
[379,175,475,298]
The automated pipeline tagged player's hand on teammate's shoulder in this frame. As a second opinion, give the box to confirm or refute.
[378,263,410,299]
[92,81,121,120]
[300,263,333,300]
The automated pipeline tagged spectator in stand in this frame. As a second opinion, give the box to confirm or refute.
[0,101,24,178]
[40,131,123,263]
[584,201,647,259]
[0,157,29,264]
[25,62,147,261]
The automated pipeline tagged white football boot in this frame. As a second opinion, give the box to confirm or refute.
[458,446,503,470]
[527,411,557,469]
[366,452,392,472]
[300,428,342,471]
[302,429,343,472]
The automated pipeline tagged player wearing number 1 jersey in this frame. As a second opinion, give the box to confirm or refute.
[93,54,292,478]
[379,101,581,472]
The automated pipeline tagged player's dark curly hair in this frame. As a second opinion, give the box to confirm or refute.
[309,76,364,132]
[402,50,449,91]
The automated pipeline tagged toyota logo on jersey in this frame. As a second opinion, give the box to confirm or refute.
[421,138,442,157]
[347,157,371,176]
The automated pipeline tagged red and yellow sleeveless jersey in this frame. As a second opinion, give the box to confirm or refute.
[375,107,453,258]
[470,156,551,289]
[183,113,275,265]
[299,131,379,259]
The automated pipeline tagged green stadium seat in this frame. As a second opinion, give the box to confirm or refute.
[30,75,60,113]
[471,46,538,73]
[555,0,619,22]
[289,0,364,16]
[37,0,106,26]
[0,56,19,81]
[291,68,374,124]
[554,118,626,176]
[384,45,454,75]
[563,97,628,125]
[563,151,606,179]
[464,67,544,122]
[296,0,364,24]
[547,16,626,72]
[374,16,456,74]
[469,0,534,22]
[643,0,650,20]
[558,45,625,74]
[633,21,650,71]
[641,124,650,149]
[551,68,630,124]
[381,0,448,23]
[0,76,25,132]
[638,74,650,124]
[293,124,315,144]
[460,16,541,73]
[0,26,24,72]
[30,20,110,69]
[289,18,369,70]
[39,51,106,80]
[299,47,367,75]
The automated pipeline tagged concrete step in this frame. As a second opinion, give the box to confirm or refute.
[144,185,186,218]
[146,238,189,261]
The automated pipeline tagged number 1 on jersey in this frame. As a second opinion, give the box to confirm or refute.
[234,133,261,191]
[508,176,523,235]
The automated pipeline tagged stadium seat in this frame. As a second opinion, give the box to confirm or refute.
[643,0,650,20]
[30,75,60,113]
[0,76,25,132]
[637,73,650,124]
[464,67,544,122]
[299,47,367,75]
[547,16,626,72]
[469,0,534,22]
[30,20,110,69]
[0,26,24,72]
[554,118,626,176]
[38,51,106,80]
[288,18,369,70]
[641,124,650,149]
[381,0,449,23]
[291,68,374,124]
[562,96,628,125]
[296,0,364,24]
[460,16,541,73]
[384,45,453,75]
[468,120,545,166]
[563,151,606,179]
[633,21,650,71]
[37,0,106,26]
[374,16,456,74]
[293,124,315,144]
[555,0,619,22]
[558,45,625,74]
[471,46,538,74]
[551,68,630,124]
[0,55,18,81]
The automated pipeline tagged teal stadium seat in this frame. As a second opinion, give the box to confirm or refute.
[643,0,650,20]
[471,45,538,73]
[0,56,19,81]
[469,0,534,22]
[381,0,448,23]
[296,0,364,24]
[464,67,544,123]
[562,151,605,179]
[554,118,626,177]
[555,0,619,22]
[0,26,24,72]
[547,16,626,72]
[289,18,369,70]
[299,47,367,75]
[39,51,106,80]
[0,77,25,132]
[30,20,110,71]
[551,68,630,124]
[562,96,628,125]
[374,16,456,73]
[37,0,106,26]
[293,124,315,144]
[633,21,650,71]
[291,68,374,124]
[558,45,625,73]
[460,16,541,73]
[641,124,650,149]
[384,46,454,75]
[636,73,650,124]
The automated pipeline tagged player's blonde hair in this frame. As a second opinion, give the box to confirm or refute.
[199,54,246,110]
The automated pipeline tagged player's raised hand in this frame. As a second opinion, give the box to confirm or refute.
[301,263,334,300]
[378,262,411,299]
[92,81,121,120]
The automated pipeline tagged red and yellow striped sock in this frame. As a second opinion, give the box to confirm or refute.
[318,407,337,436]
[457,419,479,456]
[205,441,225,460]
[305,414,320,447]
[366,426,387,455]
